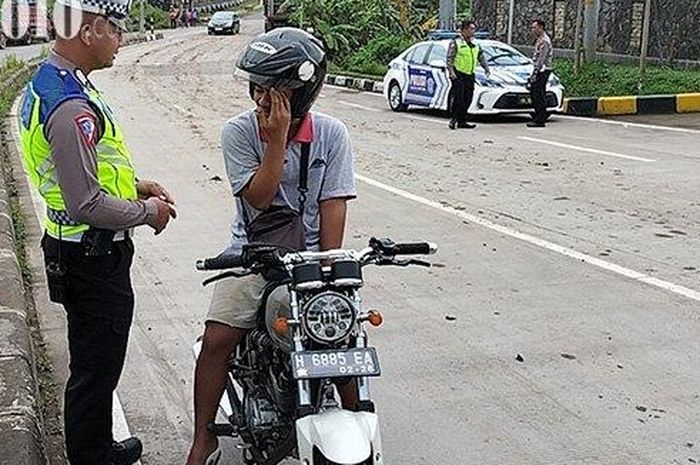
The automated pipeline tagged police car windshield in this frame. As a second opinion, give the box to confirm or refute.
[482,44,531,66]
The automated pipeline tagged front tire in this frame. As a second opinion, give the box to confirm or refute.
[388,81,407,112]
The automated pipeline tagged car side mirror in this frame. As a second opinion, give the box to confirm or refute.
[428,59,447,69]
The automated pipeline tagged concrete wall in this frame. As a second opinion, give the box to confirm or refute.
[474,0,700,63]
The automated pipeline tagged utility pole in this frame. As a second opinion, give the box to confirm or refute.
[638,0,652,92]
[573,0,584,74]
[139,0,145,33]
[439,0,456,30]
[507,0,515,44]
[583,0,598,61]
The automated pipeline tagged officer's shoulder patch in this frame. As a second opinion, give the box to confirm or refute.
[74,113,98,147]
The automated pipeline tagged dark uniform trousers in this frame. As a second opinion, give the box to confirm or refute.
[530,70,552,124]
[42,234,135,465]
[451,70,476,124]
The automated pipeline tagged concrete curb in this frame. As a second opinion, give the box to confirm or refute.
[563,93,700,116]
[0,140,46,465]
[325,73,700,117]
[123,31,165,46]
[325,74,384,95]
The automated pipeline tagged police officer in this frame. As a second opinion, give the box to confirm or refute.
[18,0,176,463]
[446,19,490,130]
[528,18,553,128]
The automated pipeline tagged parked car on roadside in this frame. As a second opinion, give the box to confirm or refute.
[207,11,240,35]
[383,38,565,117]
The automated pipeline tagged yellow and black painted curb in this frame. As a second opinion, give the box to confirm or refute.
[564,93,700,116]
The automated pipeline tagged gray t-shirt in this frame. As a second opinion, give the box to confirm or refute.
[222,110,356,254]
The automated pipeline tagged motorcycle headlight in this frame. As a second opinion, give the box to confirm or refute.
[303,292,356,344]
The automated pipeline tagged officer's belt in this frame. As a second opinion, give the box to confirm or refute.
[46,207,132,242]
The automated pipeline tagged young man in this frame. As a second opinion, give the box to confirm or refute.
[528,19,553,128]
[18,0,176,463]
[186,28,357,465]
[446,19,491,130]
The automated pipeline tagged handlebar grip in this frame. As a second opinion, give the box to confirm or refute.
[393,242,438,255]
[196,254,246,271]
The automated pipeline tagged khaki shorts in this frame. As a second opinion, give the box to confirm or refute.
[206,274,268,329]
[206,275,291,330]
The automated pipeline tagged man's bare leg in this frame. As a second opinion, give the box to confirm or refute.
[186,322,247,465]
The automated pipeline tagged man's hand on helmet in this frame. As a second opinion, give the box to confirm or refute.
[258,87,291,144]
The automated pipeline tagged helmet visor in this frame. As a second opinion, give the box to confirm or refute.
[234,67,306,90]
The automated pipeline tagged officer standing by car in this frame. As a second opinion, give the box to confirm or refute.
[18,0,176,463]
[446,19,490,130]
[528,18,553,128]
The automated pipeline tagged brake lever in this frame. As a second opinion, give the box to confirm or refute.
[408,259,432,268]
[202,269,253,287]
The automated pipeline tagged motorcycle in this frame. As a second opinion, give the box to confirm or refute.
[194,237,437,465]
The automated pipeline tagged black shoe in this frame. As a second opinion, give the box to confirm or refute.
[458,122,476,129]
[527,122,546,128]
[110,437,143,465]
[448,119,457,130]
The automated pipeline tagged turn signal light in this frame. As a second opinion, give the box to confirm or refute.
[272,317,290,335]
[367,310,383,327]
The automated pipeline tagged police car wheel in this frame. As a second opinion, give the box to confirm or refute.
[388,81,407,112]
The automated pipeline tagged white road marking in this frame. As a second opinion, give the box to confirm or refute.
[409,115,445,125]
[8,101,140,462]
[518,136,657,163]
[557,114,700,135]
[113,394,142,464]
[338,100,380,112]
[337,100,444,125]
[356,173,700,304]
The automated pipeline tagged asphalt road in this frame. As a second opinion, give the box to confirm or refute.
[19,22,700,465]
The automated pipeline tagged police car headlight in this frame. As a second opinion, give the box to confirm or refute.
[303,292,356,344]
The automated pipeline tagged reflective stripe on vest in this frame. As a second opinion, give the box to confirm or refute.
[19,63,138,238]
[454,39,479,75]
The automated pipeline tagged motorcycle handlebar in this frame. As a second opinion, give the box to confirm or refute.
[393,242,438,255]
[196,254,246,271]
[369,238,437,256]
[196,239,438,272]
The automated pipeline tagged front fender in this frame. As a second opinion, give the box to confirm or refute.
[296,409,383,465]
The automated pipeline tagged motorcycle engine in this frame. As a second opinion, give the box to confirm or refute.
[244,386,279,430]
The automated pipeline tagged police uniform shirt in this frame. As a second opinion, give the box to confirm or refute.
[42,52,158,232]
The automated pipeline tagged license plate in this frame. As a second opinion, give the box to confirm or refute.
[519,96,532,105]
[215,27,222,31]
[292,348,381,380]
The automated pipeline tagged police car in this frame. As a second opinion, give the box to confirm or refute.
[383,38,565,116]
